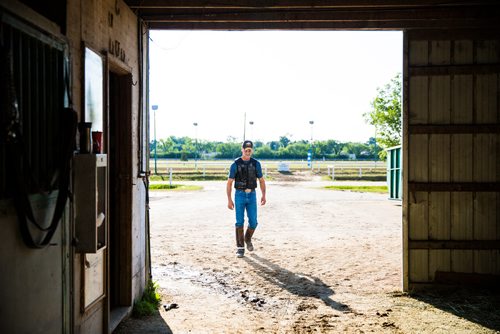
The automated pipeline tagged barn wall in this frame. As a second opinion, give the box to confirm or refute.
[0,0,147,333]
[66,0,147,332]
[405,30,500,289]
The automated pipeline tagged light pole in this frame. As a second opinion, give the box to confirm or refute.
[152,105,158,174]
[309,120,314,169]
[193,122,198,169]
[243,112,247,141]
[309,120,314,141]
[249,121,254,139]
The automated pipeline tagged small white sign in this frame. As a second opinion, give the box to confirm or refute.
[277,162,290,172]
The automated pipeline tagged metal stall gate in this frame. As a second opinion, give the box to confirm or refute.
[0,11,70,333]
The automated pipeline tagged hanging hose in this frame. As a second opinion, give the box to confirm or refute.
[143,175,152,280]
[138,18,152,281]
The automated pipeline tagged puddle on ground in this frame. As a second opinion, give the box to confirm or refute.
[152,262,269,309]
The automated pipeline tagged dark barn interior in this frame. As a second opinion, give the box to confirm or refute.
[0,0,498,333]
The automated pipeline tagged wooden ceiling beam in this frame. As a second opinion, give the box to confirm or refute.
[146,19,497,30]
[126,0,499,10]
[126,1,500,30]
[137,6,498,22]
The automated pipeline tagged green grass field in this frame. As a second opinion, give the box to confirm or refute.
[149,159,387,181]
[324,185,388,193]
[148,183,203,191]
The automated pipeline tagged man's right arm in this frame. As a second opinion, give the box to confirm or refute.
[227,162,236,210]
[227,178,234,210]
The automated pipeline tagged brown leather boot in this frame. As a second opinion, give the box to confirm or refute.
[235,227,245,257]
[245,228,255,251]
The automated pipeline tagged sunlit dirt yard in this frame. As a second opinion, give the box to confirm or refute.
[116,176,500,334]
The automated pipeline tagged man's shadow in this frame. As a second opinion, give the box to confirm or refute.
[244,253,351,312]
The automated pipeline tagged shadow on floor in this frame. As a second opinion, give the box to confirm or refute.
[409,287,500,331]
[113,309,173,334]
[244,253,351,312]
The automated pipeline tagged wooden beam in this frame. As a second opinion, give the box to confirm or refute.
[126,0,500,9]
[410,64,500,76]
[407,29,500,40]
[146,18,498,30]
[409,240,500,249]
[435,271,500,286]
[408,182,500,192]
[409,124,500,134]
[402,31,410,292]
[129,1,500,30]
[137,6,498,21]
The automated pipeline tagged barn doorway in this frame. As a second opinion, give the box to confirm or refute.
[108,62,134,326]
[144,30,405,333]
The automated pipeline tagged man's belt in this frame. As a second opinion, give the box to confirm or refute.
[236,188,255,193]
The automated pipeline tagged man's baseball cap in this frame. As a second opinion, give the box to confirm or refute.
[242,140,253,149]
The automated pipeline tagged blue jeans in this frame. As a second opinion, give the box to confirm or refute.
[234,190,258,229]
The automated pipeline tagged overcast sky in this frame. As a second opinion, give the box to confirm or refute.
[149,30,402,144]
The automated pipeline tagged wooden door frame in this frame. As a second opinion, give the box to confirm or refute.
[106,56,133,311]
[402,30,410,291]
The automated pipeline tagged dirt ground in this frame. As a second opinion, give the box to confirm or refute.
[115,174,500,334]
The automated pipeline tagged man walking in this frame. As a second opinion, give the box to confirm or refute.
[227,140,266,258]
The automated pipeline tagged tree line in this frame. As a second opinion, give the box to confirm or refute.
[151,72,402,161]
[150,136,383,160]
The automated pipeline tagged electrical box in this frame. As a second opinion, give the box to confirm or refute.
[73,154,107,253]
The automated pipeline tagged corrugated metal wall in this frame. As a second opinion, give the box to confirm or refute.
[404,31,500,289]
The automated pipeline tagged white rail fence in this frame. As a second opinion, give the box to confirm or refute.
[150,160,386,180]
[326,164,385,180]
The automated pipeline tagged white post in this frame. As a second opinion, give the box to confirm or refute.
[264,166,267,178]
[203,166,206,177]
[359,167,362,178]
[169,168,173,187]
